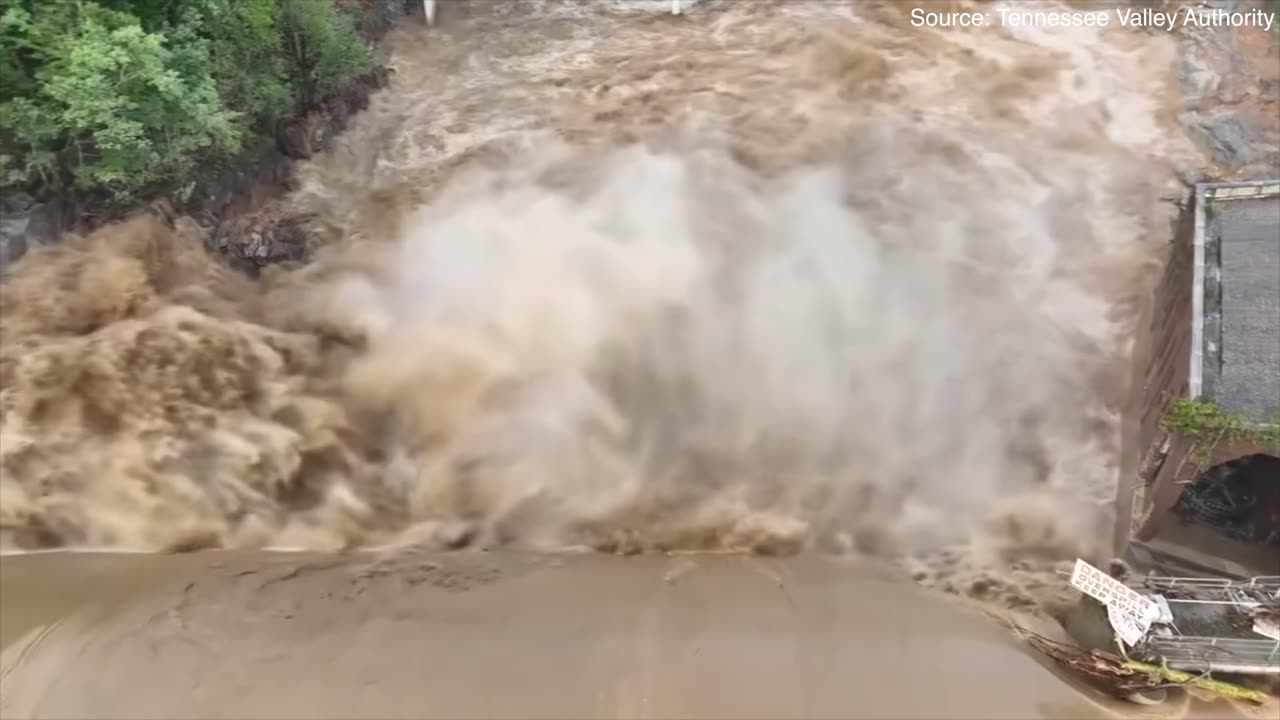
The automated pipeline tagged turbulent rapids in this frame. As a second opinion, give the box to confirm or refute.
[0,0,1198,617]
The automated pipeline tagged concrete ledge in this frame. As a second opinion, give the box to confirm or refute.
[1202,180,1280,200]
[1191,179,1280,409]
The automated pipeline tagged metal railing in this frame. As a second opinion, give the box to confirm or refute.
[1137,575,1280,602]
[1144,635,1280,675]
[1126,574,1280,674]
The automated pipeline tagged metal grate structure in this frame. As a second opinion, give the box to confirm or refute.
[1143,635,1279,675]
[1129,574,1280,675]
[1138,575,1280,600]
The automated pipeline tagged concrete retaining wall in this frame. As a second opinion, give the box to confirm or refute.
[1126,180,1280,572]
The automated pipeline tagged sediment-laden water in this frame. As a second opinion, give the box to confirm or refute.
[0,0,1202,618]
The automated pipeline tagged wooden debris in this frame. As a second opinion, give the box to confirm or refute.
[1121,660,1272,704]
[1012,625,1273,704]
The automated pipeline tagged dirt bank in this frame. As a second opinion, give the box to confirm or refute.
[4,551,1275,720]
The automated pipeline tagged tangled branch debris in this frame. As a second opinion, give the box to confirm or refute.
[1121,659,1273,704]
[1012,625,1272,705]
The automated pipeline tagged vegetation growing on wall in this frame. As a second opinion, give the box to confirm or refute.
[1160,397,1280,460]
[0,0,371,206]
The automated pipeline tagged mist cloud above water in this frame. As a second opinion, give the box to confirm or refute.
[1,1,1198,615]
[294,127,1157,565]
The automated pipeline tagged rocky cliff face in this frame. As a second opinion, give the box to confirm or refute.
[1175,0,1280,182]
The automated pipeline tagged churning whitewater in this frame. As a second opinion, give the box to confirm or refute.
[0,0,1197,616]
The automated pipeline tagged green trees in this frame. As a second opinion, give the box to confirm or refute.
[188,0,293,138]
[0,0,372,206]
[279,0,370,109]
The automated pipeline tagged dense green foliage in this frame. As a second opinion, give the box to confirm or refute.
[0,0,371,204]
[279,0,370,108]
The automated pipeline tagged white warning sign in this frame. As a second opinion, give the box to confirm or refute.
[1108,604,1150,646]
[1070,559,1158,645]
[1070,559,1158,622]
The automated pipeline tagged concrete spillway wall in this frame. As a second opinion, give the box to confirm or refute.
[1125,180,1280,574]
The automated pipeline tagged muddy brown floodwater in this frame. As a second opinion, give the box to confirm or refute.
[1,551,1276,719]
[1,0,1271,716]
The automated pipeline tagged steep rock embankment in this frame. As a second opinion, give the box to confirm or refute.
[1175,0,1280,181]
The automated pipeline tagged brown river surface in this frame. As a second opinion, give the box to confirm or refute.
[2,551,1275,719]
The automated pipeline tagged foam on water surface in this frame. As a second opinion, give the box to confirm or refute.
[0,0,1201,617]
